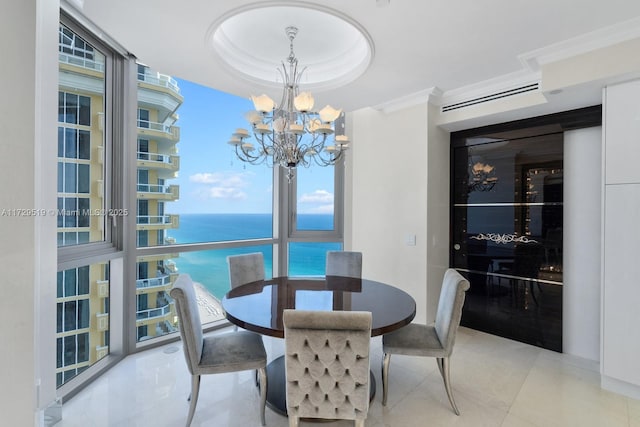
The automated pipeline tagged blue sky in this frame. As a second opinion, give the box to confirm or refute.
[167,78,335,215]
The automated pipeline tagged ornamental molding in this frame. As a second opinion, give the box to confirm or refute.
[470,233,538,245]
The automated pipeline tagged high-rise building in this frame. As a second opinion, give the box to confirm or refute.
[134,63,182,342]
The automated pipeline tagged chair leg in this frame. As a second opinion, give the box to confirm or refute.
[355,419,365,427]
[440,357,460,415]
[258,366,267,426]
[381,352,391,406]
[436,357,444,378]
[288,415,299,427]
[186,374,201,427]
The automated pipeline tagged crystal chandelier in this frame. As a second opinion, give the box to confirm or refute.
[228,26,350,181]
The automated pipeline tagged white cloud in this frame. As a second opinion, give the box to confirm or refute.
[190,172,248,187]
[203,187,247,200]
[189,171,250,200]
[299,189,333,204]
[310,204,334,214]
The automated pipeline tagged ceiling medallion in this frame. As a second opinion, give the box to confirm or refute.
[205,2,374,92]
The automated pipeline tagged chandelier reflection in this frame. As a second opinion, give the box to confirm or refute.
[468,161,498,192]
[228,26,349,181]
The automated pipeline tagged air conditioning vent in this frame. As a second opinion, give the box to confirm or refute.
[441,82,540,112]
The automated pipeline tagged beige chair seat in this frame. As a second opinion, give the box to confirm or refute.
[198,331,266,374]
[382,323,446,357]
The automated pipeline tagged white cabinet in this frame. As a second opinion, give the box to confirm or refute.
[604,80,640,185]
[602,184,640,386]
[601,79,640,396]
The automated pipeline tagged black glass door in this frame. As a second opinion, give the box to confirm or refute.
[451,133,563,352]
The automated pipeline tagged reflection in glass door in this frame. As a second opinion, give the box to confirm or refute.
[451,132,563,352]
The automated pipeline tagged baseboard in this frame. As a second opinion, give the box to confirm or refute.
[601,375,640,400]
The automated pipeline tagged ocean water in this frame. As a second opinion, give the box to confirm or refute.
[168,213,341,299]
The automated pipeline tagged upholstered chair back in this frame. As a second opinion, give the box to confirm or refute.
[326,251,363,278]
[228,252,265,288]
[283,309,372,423]
[169,274,203,375]
[434,269,471,357]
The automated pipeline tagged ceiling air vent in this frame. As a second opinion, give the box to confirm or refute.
[441,82,540,112]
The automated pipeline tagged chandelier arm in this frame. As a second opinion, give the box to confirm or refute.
[235,144,266,165]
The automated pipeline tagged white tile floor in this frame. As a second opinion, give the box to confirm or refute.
[55,326,640,427]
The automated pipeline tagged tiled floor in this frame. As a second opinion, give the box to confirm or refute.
[55,326,640,427]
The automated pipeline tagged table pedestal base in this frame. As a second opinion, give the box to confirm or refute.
[264,355,377,416]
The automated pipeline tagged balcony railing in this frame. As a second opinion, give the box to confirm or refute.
[137,152,178,170]
[58,52,105,72]
[136,184,179,201]
[137,120,180,140]
[136,303,173,321]
[136,274,172,289]
[137,215,173,225]
[137,71,180,95]
[137,151,171,163]
[136,183,172,193]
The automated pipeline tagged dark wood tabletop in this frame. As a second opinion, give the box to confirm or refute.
[221,275,416,338]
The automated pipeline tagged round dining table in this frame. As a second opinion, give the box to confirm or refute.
[221,275,417,415]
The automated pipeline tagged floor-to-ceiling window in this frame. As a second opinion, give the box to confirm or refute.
[57,13,127,392]
[57,8,347,397]
[133,77,346,344]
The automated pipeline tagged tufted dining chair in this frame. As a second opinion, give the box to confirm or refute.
[170,274,268,426]
[325,251,363,278]
[381,268,470,415]
[283,309,372,427]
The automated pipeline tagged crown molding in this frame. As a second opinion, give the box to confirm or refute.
[372,87,442,113]
[519,16,640,72]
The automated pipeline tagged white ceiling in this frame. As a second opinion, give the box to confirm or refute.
[73,0,640,123]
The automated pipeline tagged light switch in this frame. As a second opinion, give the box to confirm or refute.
[405,234,416,246]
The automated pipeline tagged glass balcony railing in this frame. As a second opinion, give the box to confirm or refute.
[137,151,179,170]
[136,183,171,193]
[136,303,173,321]
[136,215,173,225]
[137,71,180,95]
[136,274,172,289]
[58,52,105,72]
[137,151,171,163]
[137,120,180,140]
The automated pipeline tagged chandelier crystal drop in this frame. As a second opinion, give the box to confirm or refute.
[228,26,350,181]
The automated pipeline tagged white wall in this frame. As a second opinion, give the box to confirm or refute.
[0,1,59,425]
[563,127,602,361]
[426,103,451,322]
[0,2,36,422]
[601,79,640,399]
[349,104,431,322]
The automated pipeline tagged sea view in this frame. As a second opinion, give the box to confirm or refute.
[167,213,341,299]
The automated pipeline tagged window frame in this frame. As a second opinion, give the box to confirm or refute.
[56,9,131,399]
[57,17,120,264]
